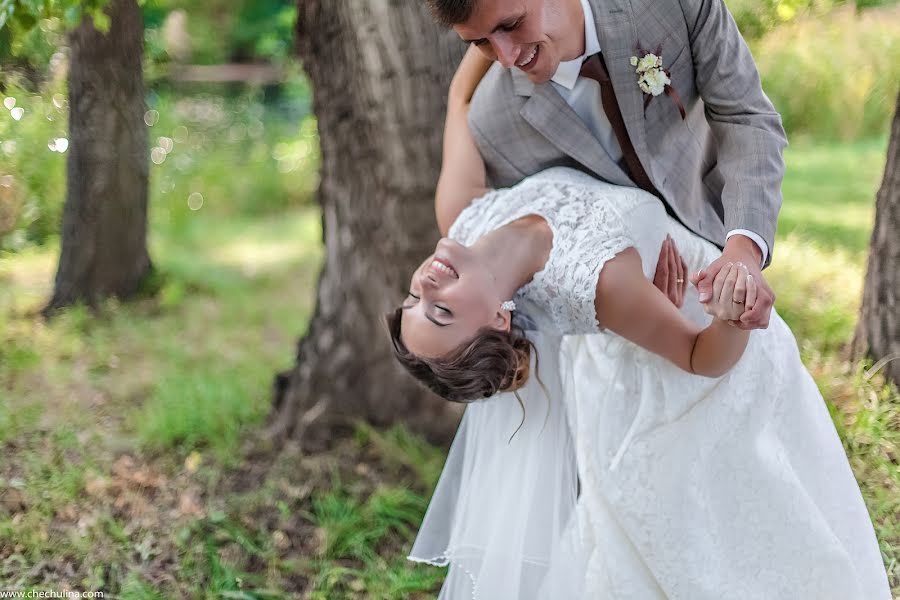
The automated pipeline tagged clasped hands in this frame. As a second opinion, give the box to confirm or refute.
[654,234,774,329]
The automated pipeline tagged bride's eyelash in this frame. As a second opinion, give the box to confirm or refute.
[409,292,451,316]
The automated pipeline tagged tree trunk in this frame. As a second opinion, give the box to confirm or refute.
[851,90,900,385]
[43,0,151,314]
[268,1,465,449]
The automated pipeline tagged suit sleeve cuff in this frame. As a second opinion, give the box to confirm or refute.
[726,229,769,267]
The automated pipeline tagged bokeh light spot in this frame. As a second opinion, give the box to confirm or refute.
[173,126,189,143]
[187,192,204,211]
[158,136,174,153]
[151,147,167,164]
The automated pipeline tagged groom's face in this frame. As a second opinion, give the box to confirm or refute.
[454,0,583,84]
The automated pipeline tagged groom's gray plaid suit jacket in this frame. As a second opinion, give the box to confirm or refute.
[468,0,788,267]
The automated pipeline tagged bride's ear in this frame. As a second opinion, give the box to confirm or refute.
[490,310,511,333]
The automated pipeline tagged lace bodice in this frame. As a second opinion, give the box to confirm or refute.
[449,167,712,335]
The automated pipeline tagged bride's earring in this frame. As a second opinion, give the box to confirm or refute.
[500,300,516,312]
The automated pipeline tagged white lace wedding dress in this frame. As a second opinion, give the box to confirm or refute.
[407,167,891,599]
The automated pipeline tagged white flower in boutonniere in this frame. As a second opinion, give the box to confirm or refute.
[634,53,662,73]
[630,44,687,119]
[638,68,670,97]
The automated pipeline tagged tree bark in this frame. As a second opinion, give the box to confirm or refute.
[268,1,466,449]
[44,0,151,314]
[851,90,900,386]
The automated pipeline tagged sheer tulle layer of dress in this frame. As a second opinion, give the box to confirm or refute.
[407,331,579,600]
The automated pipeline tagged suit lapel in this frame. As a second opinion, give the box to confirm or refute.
[593,0,655,179]
[513,69,634,187]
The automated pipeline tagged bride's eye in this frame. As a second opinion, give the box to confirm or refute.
[437,305,452,315]
[402,292,420,309]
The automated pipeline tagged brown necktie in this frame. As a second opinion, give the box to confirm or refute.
[580,53,661,200]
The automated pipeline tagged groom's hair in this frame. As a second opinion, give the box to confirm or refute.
[385,306,535,403]
[425,0,477,26]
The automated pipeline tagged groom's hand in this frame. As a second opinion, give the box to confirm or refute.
[653,234,688,308]
[691,235,775,330]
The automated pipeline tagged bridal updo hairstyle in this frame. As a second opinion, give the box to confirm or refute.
[385,306,536,403]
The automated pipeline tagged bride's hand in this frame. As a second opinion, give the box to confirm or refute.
[701,262,756,323]
[653,235,688,308]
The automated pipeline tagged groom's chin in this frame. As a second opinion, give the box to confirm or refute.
[520,68,553,84]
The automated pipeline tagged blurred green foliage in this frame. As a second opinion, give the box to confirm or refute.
[0,79,68,249]
[752,4,900,140]
[0,0,311,254]
[1,0,899,255]
[1,0,295,79]
[727,0,898,39]
[0,76,319,252]
[0,0,113,88]
[0,0,113,35]
[142,0,295,65]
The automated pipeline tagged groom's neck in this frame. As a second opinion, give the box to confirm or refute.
[574,0,587,58]
[556,0,587,62]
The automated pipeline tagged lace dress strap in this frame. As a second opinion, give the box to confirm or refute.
[449,167,665,335]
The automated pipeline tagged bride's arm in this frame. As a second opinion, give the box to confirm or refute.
[595,249,751,377]
[435,46,493,236]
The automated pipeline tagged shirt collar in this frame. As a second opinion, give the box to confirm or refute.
[550,0,601,90]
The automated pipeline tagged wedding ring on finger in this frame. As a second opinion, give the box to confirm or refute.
[731,263,749,305]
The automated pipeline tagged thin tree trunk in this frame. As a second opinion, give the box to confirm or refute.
[851,91,900,385]
[44,0,151,314]
[268,1,465,449]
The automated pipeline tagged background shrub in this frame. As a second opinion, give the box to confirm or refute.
[752,4,900,140]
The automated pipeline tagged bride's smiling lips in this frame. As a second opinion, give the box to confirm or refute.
[428,256,459,280]
[433,238,464,279]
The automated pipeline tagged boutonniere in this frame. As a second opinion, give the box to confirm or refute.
[629,43,686,120]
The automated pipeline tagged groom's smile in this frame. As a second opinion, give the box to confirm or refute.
[516,44,539,70]
[453,0,585,84]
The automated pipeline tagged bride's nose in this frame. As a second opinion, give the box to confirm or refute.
[417,270,439,289]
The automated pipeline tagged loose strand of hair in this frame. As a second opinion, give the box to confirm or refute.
[507,389,526,445]
[522,335,554,436]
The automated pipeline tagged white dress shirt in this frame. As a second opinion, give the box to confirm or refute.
[547,0,769,265]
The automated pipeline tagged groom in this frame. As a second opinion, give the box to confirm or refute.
[427,0,787,329]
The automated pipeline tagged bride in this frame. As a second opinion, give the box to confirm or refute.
[386,48,891,599]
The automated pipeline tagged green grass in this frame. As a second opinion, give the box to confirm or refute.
[763,136,899,590]
[777,136,887,257]
[0,136,897,596]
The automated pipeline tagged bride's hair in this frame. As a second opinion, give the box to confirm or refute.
[384,306,535,403]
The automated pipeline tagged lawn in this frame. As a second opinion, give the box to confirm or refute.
[0,136,897,597]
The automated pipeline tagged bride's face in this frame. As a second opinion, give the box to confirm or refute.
[400,238,510,358]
